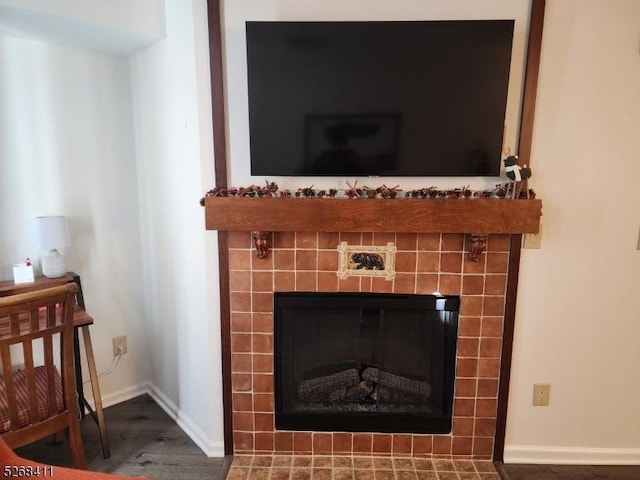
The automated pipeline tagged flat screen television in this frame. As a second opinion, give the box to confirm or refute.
[246,20,515,177]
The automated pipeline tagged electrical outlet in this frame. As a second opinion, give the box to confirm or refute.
[532,383,550,406]
[523,224,542,249]
[112,336,128,356]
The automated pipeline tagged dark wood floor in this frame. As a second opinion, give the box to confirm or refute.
[15,394,231,479]
[14,395,640,479]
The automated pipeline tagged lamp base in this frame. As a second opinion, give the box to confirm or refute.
[42,249,67,278]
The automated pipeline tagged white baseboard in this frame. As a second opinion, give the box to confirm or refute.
[504,445,640,465]
[83,381,225,458]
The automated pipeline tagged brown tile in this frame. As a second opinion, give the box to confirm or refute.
[354,470,375,480]
[231,313,252,333]
[290,467,312,480]
[252,354,272,374]
[392,434,412,455]
[462,275,484,295]
[417,252,440,272]
[433,459,455,471]
[458,317,481,337]
[232,333,252,353]
[393,458,414,470]
[473,437,494,457]
[452,416,474,436]
[233,392,253,412]
[475,418,497,437]
[480,338,502,358]
[252,271,273,292]
[353,433,373,453]
[292,456,312,467]
[457,337,479,358]
[372,434,392,454]
[417,233,441,251]
[252,252,274,271]
[371,277,394,293]
[438,274,461,294]
[360,232,374,245]
[412,436,432,456]
[484,274,506,295]
[275,249,295,271]
[296,232,318,249]
[415,472,438,480]
[231,292,252,313]
[226,465,250,480]
[373,470,394,480]
[229,231,252,249]
[478,358,501,378]
[295,271,317,291]
[252,456,272,467]
[453,460,476,473]
[415,274,438,294]
[339,232,362,245]
[360,277,372,292]
[234,431,254,451]
[476,398,498,418]
[477,379,499,398]
[396,252,417,272]
[481,317,503,337]
[312,433,332,454]
[338,276,360,292]
[487,234,511,252]
[413,458,434,471]
[440,252,463,273]
[229,250,252,270]
[274,232,296,248]
[482,296,505,316]
[252,313,273,334]
[432,436,452,455]
[353,457,373,469]
[232,374,252,392]
[270,468,292,480]
[232,353,252,373]
[452,436,473,455]
[373,457,393,469]
[455,378,477,398]
[374,232,396,245]
[318,250,339,271]
[441,233,464,251]
[486,252,508,273]
[317,232,340,249]
[311,468,332,480]
[333,469,354,480]
[436,473,459,480]
[333,433,353,453]
[395,233,418,250]
[230,270,252,292]
[253,393,274,413]
[249,467,271,480]
[252,292,274,313]
[275,271,296,291]
[393,273,416,293]
[454,398,476,417]
[253,334,273,353]
[456,357,478,378]
[254,412,273,431]
[313,457,332,468]
[395,471,417,480]
[463,255,486,274]
[233,412,253,431]
[460,296,482,316]
[317,272,339,292]
[253,373,274,393]
[333,457,353,468]
[293,432,312,453]
[474,461,498,473]
[296,250,317,270]
[275,432,294,452]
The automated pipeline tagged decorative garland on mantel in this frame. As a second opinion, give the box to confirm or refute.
[199,179,536,206]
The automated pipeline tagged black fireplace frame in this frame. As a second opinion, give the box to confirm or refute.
[274,292,460,434]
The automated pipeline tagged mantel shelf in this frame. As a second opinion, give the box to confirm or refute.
[204,197,542,235]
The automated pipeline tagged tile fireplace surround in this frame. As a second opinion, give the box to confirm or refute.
[227,230,512,460]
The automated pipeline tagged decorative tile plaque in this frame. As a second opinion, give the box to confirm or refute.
[337,241,397,280]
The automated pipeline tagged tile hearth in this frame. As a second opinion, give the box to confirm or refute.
[226,455,501,480]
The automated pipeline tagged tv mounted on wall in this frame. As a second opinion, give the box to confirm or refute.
[246,20,515,177]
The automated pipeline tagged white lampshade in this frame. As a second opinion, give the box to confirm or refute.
[32,216,71,278]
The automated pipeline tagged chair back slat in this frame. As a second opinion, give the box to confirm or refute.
[21,341,39,424]
[42,334,58,414]
[0,345,19,430]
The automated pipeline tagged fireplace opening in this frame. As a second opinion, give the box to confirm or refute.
[274,292,460,434]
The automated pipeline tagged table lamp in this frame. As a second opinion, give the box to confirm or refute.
[32,216,71,278]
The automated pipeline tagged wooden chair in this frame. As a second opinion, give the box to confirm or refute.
[0,284,86,469]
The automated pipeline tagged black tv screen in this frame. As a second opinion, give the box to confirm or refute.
[246,20,514,177]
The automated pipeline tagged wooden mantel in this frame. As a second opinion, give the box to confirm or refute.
[204,197,542,234]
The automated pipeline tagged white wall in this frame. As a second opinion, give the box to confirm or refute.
[505,0,640,464]
[129,0,224,456]
[0,35,150,405]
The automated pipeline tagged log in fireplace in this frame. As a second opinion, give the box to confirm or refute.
[274,292,460,434]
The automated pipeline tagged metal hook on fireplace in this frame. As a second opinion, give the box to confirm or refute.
[252,231,270,259]
[467,234,488,262]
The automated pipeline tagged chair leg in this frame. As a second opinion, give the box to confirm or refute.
[65,421,88,469]
[82,326,111,459]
